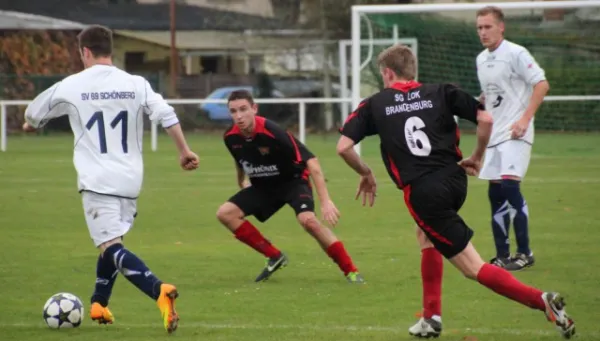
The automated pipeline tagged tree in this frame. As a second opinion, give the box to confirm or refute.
[0,30,82,131]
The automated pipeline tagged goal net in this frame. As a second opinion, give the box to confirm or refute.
[351,1,600,138]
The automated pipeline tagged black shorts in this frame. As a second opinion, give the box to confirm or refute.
[228,180,314,222]
[404,164,473,259]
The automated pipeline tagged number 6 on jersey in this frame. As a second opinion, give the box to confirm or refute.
[404,116,431,156]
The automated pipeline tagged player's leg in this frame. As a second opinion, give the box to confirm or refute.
[83,192,179,333]
[408,179,574,339]
[479,146,512,267]
[409,227,443,338]
[500,141,534,271]
[448,242,574,338]
[117,198,179,333]
[83,192,119,325]
[216,187,287,282]
[287,181,363,283]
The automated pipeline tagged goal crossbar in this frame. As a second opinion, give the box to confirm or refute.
[352,1,600,14]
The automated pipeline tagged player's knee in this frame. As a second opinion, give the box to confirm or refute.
[415,226,434,249]
[98,237,123,254]
[298,213,321,235]
[216,202,242,225]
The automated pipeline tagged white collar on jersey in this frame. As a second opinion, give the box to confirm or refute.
[487,39,508,55]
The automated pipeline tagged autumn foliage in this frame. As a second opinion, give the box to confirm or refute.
[0,30,82,130]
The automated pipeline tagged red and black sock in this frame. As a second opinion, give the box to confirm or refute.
[421,247,443,319]
[326,241,358,276]
[234,220,281,258]
[477,263,545,310]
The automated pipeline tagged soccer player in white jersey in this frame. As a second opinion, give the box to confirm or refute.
[475,6,550,271]
[22,25,199,333]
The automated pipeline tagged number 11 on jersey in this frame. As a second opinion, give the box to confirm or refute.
[86,110,128,154]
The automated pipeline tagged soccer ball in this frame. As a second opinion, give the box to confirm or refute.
[42,293,84,329]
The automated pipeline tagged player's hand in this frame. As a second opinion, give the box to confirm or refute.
[355,171,377,207]
[179,150,199,171]
[22,122,36,133]
[321,200,340,227]
[478,92,485,104]
[511,118,529,139]
[458,156,482,176]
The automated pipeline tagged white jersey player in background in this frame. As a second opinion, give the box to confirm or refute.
[475,6,550,271]
[23,25,199,333]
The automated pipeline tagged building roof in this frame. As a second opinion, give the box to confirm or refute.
[0,0,286,31]
[115,29,308,52]
[0,10,87,29]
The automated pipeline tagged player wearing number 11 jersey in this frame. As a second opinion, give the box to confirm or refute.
[336,44,574,339]
[23,25,199,334]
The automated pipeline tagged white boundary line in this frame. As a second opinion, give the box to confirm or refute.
[2,321,594,337]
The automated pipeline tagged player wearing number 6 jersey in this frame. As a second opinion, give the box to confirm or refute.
[23,25,199,334]
[336,44,574,339]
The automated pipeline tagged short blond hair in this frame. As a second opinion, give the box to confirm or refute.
[377,44,416,80]
[476,6,505,22]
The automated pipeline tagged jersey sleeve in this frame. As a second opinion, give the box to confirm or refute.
[514,48,546,85]
[443,84,483,124]
[339,98,377,143]
[24,82,69,128]
[265,120,315,163]
[141,79,180,128]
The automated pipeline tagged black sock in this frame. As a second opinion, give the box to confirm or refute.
[501,179,531,255]
[489,182,511,258]
[104,244,163,300]
[91,253,118,307]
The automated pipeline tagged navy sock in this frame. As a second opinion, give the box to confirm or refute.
[104,244,163,300]
[489,182,511,258]
[91,253,119,307]
[501,179,530,255]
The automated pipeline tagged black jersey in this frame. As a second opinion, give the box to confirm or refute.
[224,116,315,187]
[340,81,482,188]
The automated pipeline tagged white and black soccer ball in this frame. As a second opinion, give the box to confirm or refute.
[42,293,84,329]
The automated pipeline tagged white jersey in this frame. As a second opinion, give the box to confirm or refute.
[25,64,179,198]
[476,39,546,146]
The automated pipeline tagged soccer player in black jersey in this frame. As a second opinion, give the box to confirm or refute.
[336,44,574,339]
[217,90,364,284]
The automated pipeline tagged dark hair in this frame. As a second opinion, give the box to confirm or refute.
[227,89,255,105]
[476,6,505,22]
[77,25,113,57]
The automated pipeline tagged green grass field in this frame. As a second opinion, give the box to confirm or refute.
[1,132,599,341]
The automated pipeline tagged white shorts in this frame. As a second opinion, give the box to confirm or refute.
[82,191,137,247]
[479,140,532,181]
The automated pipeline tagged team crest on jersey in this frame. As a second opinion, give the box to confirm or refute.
[258,147,270,155]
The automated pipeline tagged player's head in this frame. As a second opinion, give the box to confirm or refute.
[476,6,505,50]
[77,25,113,68]
[377,44,417,87]
[227,89,258,131]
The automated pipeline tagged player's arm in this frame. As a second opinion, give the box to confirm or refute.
[336,99,375,176]
[306,157,330,203]
[306,157,340,226]
[23,82,66,131]
[336,99,378,206]
[444,84,493,172]
[515,50,550,124]
[235,161,249,188]
[142,79,198,170]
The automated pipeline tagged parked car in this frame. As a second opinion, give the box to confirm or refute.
[199,86,287,122]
